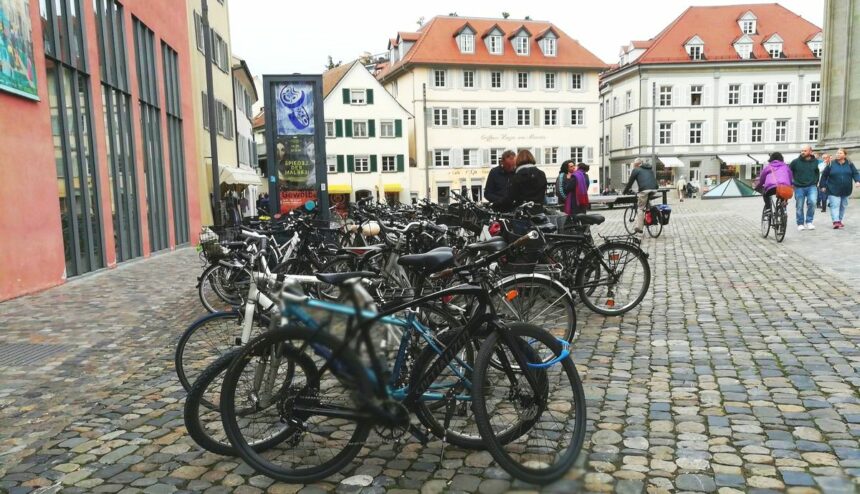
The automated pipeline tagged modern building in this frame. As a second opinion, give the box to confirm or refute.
[186,0,245,225]
[599,4,822,192]
[0,0,200,301]
[818,0,860,162]
[378,16,606,203]
[232,55,261,216]
[322,61,412,211]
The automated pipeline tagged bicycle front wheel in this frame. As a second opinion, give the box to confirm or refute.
[198,263,249,313]
[622,206,637,234]
[576,242,651,316]
[471,323,586,485]
[175,311,247,393]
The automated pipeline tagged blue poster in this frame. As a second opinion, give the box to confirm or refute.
[275,82,314,136]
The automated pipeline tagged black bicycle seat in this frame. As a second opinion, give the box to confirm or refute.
[573,214,606,226]
[398,247,455,273]
[464,237,507,253]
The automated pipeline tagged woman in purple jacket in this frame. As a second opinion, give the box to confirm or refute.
[756,152,794,211]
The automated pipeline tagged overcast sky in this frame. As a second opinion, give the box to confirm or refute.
[229,0,824,77]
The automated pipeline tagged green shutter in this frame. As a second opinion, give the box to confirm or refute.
[370,155,378,172]
[395,119,403,137]
[366,89,374,104]
[397,154,405,172]
[345,119,353,137]
[336,155,344,173]
[368,119,376,137]
[347,155,355,172]
[335,119,343,137]
[342,88,350,104]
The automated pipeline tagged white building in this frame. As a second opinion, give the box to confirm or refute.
[232,56,261,216]
[599,4,822,192]
[322,61,412,211]
[378,16,606,203]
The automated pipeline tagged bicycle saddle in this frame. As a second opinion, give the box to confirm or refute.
[398,247,455,273]
[316,271,378,285]
[464,237,507,253]
[573,214,606,226]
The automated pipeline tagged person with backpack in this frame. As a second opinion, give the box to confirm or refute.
[819,148,860,229]
[755,152,793,212]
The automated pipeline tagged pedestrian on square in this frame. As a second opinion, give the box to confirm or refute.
[564,163,590,216]
[556,160,575,206]
[756,152,793,212]
[819,148,860,229]
[485,150,516,204]
[789,144,820,231]
[818,153,831,211]
[676,175,687,202]
[496,149,548,211]
[623,158,659,234]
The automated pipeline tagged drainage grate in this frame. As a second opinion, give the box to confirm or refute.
[0,343,76,367]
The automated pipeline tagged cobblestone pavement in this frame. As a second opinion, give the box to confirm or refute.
[1,198,859,494]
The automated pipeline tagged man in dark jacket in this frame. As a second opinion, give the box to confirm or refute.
[495,150,547,211]
[623,158,658,233]
[789,145,820,230]
[484,150,516,203]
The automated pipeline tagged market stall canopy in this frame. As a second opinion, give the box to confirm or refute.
[702,178,759,199]
[220,165,262,186]
[327,184,351,194]
[383,183,403,192]
[718,154,766,166]
[659,156,685,168]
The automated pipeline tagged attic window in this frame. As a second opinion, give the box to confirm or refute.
[765,40,784,58]
[734,38,753,59]
[514,36,529,55]
[808,40,822,58]
[541,36,557,57]
[685,37,705,60]
[459,33,475,54]
[741,20,756,34]
[488,35,503,54]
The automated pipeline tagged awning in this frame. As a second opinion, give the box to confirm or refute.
[659,156,685,168]
[718,154,759,166]
[327,184,351,194]
[383,183,403,192]
[748,154,769,164]
[219,165,262,186]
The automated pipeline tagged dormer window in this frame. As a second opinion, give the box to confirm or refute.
[685,35,704,60]
[764,34,784,58]
[489,35,502,54]
[483,25,505,55]
[537,29,558,57]
[739,11,757,35]
[515,36,529,55]
[807,33,823,58]
[734,35,754,59]
[455,24,476,54]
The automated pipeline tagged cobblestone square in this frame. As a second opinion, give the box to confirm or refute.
[1,197,859,494]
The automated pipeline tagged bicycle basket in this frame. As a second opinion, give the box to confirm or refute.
[199,226,229,262]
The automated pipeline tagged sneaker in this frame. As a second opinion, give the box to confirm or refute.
[806,223,815,230]
[833,222,840,229]
[797,225,806,231]
[837,221,844,228]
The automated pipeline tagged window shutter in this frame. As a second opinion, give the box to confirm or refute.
[337,155,345,173]
[788,120,796,142]
[368,119,376,137]
[534,147,542,164]
[805,81,812,103]
[345,119,353,137]
[342,88,350,104]
[673,86,681,107]
[581,108,587,126]
[533,109,540,127]
[765,120,774,142]
[765,83,774,104]
[482,149,490,166]
[370,155,378,172]
[586,146,594,163]
[740,121,749,144]
[397,154,405,172]
[451,108,460,127]
[562,108,571,127]
[582,73,589,91]
[347,155,355,172]
[703,86,712,106]
[741,84,750,105]
[481,108,491,127]
[701,121,709,144]
[335,119,343,137]
[788,83,796,105]
[366,89,374,104]
[687,85,693,105]
[560,146,569,161]
[394,119,403,137]
[507,108,515,128]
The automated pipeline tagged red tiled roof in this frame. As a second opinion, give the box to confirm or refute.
[252,110,265,130]
[398,31,421,42]
[322,61,357,98]
[630,4,821,65]
[380,16,606,82]
[631,40,653,49]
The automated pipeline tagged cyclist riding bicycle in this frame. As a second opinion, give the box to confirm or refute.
[756,152,794,212]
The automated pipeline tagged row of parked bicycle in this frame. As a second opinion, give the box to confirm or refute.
[174,195,652,485]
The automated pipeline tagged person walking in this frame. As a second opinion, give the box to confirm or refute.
[496,149,547,211]
[622,158,658,233]
[556,160,575,207]
[789,145,820,230]
[819,148,860,229]
[484,150,516,204]
[818,153,831,211]
[676,175,687,203]
[756,152,793,212]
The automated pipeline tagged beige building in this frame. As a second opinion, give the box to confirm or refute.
[187,0,240,225]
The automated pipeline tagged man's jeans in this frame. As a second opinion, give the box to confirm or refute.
[794,185,818,225]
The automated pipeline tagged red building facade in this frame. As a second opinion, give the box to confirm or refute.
[0,0,201,301]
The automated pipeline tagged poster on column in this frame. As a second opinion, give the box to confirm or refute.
[0,0,39,100]
[274,82,317,213]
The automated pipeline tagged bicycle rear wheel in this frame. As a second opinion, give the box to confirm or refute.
[198,263,250,313]
[760,207,771,238]
[576,242,651,316]
[492,275,576,342]
[471,323,586,485]
[175,311,248,394]
[775,204,787,242]
[646,217,663,238]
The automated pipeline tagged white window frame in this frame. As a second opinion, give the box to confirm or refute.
[767,44,783,58]
[355,156,370,173]
[810,82,821,103]
[488,35,503,55]
[689,121,702,144]
[325,120,335,138]
[543,108,558,126]
[742,20,755,34]
[624,125,633,148]
[489,148,505,166]
[726,121,739,144]
[728,84,740,105]
[516,108,531,127]
[380,120,395,138]
[461,108,477,127]
[433,69,447,88]
[808,118,820,141]
[545,72,556,90]
[490,108,505,127]
[353,120,368,138]
[570,73,583,90]
[433,149,451,167]
[775,120,788,143]
[735,42,752,59]
[515,36,529,55]
[327,154,337,173]
[462,148,478,167]
[462,70,475,88]
[777,83,789,104]
[459,34,475,54]
[544,147,558,165]
[490,71,503,89]
[658,122,673,145]
[543,37,557,56]
[350,89,366,105]
[689,45,703,60]
[659,85,672,106]
[517,71,529,89]
[570,108,584,126]
[751,120,764,143]
[626,91,632,111]
[690,85,703,106]
[752,83,765,105]
[381,155,397,172]
[433,108,449,127]
[570,147,584,163]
